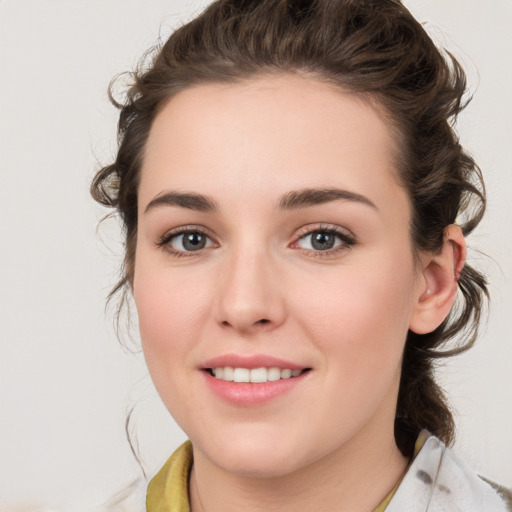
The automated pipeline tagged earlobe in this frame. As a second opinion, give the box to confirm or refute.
[409,225,467,335]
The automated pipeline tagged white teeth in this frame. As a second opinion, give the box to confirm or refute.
[250,367,268,383]
[223,367,234,381]
[233,368,250,383]
[281,369,292,379]
[211,366,305,383]
[267,367,281,381]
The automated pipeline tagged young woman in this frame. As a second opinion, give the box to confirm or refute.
[92,0,511,510]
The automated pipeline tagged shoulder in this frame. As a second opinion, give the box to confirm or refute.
[480,476,512,510]
[387,434,512,512]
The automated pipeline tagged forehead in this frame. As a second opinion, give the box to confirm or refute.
[140,74,406,215]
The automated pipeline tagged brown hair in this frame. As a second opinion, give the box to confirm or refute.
[91,0,488,457]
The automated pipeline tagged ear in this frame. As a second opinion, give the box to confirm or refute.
[409,224,467,335]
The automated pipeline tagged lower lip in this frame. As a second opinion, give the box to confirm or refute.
[202,371,309,406]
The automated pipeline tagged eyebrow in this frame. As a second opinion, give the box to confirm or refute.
[279,187,378,210]
[145,191,218,213]
[144,186,377,214]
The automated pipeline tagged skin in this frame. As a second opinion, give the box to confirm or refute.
[133,74,465,511]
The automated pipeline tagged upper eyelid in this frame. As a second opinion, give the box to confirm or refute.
[162,224,214,237]
[290,224,357,251]
[157,225,217,245]
[293,223,356,240]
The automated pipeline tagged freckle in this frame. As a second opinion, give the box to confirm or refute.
[438,484,451,494]
[416,469,433,485]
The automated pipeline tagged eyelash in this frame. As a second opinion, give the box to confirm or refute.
[292,224,357,258]
[156,224,356,259]
[156,225,218,259]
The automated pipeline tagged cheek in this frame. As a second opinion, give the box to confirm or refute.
[133,262,214,430]
[133,255,211,377]
[293,254,416,382]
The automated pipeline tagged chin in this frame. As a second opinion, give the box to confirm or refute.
[194,426,319,479]
[216,449,304,479]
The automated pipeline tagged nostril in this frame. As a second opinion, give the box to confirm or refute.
[219,317,276,331]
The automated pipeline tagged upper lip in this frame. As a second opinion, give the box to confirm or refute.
[201,354,307,370]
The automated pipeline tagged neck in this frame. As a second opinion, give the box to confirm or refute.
[189,421,409,512]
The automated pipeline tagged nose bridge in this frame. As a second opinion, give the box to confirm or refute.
[215,238,285,332]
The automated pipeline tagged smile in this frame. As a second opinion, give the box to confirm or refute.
[201,356,311,406]
[209,367,306,383]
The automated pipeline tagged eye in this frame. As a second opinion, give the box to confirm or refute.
[294,226,356,253]
[299,231,340,251]
[158,228,217,255]
[172,231,213,251]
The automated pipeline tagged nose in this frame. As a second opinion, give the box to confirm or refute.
[214,246,286,335]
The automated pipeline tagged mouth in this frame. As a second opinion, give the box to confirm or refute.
[205,367,311,383]
[200,354,312,405]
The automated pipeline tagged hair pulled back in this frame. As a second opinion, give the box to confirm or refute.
[91,0,488,457]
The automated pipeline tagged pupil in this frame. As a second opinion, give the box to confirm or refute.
[312,232,335,250]
[183,232,206,251]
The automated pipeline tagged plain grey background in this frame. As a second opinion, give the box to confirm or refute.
[1,0,511,509]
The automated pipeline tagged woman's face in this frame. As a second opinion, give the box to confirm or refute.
[134,74,426,477]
